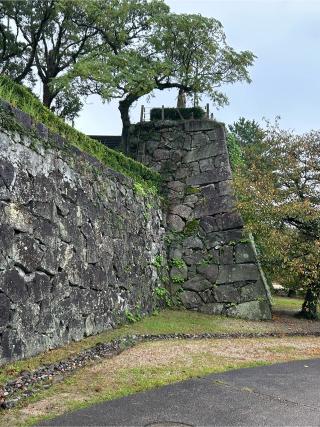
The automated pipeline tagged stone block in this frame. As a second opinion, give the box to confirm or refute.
[191,133,209,148]
[215,154,231,171]
[183,236,203,250]
[184,195,199,207]
[199,212,243,233]
[216,264,260,284]
[225,300,272,320]
[198,303,224,315]
[196,264,219,282]
[180,290,203,309]
[170,264,188,281]
[170,204,192,220]
[0,158,15,189]
[183,252,203,266]
[199,216,216,233]
[154,149,170,161]
[206,230,244,248]
[27,272,52,302]
[167,214,185,232]
[170,150,183,163]
[169,246,183,259]
[175,168,189,180]
[4,203,34,234]
[218,180,234,196]
[184,144,216,163]
[200,183,219,198]
[235,243,256,263]
[184,120,221,133]
[0,293,10,325]
[199,158,215,172]
[219,246,234,264]
[167,181,185,193]
[0,269,28,303]
[219,212,243,231]
[186,169,231,186]
[145,140,160,154]
[33,218,57,247]
[240,280,266,302]
[182,275,211,292]
[13,234,43,273]
[194,195,235,219]
[213,284,241,303]
[198,289,215,303]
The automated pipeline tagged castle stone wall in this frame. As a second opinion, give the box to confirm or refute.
[0,106,166,365]
[129,119,272,320]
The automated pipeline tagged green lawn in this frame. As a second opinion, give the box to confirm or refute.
[0,298,313,387]
[0,310,268,387]
[272,296,304,312]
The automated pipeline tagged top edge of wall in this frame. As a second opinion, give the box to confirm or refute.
[133,118,225,132]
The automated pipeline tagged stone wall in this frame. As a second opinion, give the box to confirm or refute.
[129,119,272,320]
[0,106,166,364]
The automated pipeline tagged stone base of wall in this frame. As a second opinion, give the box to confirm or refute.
[130,119,272,320]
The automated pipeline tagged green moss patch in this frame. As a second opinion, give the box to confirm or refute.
[0,76,160,194]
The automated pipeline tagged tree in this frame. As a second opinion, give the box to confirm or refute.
[228,117,265,146]
[0,0,96,120]
[227,117,266,171]
[151,14,255,105]
[63,0,169,151]
[0,0,55,83]
[234,123,320,319]
[66,6,255,152]
[34,0,96,113]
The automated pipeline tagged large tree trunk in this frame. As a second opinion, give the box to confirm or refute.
[43,82,55,109]
[298,286,320,320]
[119,101,130,154]
[118,95,138,154]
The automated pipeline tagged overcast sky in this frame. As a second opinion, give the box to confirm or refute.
[75,0,320,136]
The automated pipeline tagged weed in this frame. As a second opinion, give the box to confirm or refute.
[152,255,165,269]
[124,309,142,324]
[171,275,185,285]
[170,258,186,270]
[184,219,200,236]
[154,286,172,308]
[185,186,200,195]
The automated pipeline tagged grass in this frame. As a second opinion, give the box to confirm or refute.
[0,310,267,387]
[0,75,160,194]
[2,336,320,427]
[0,300,319,425]
[1,297,318,388]
[272,296,304,312]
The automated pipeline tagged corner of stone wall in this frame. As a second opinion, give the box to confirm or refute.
[129,119,272,321]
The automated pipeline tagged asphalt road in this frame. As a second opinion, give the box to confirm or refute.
[40,358,320,426]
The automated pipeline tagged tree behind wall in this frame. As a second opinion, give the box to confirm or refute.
[0,0,97,121]
[0,0,54,84]
[64,5,256,152]
[0,0,256,141]
[233,121,320,319]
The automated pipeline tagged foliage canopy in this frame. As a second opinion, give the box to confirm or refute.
[231,118,320,319]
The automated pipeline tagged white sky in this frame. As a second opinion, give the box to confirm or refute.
[75,0,320,136]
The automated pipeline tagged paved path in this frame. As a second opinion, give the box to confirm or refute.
[40,358,320,426]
